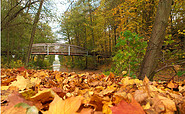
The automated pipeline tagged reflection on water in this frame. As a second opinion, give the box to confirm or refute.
[53,55,60,71]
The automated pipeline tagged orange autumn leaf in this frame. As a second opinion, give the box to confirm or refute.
[167,80,175,89]
[46,95,82,114]
[111,98,145,114]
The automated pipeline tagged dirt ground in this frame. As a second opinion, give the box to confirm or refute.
[59,65,185,82]
[60,65,105,74]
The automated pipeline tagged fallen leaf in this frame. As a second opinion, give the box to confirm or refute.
[46,95,82,114]
[29,89,56,110]
[1,92,33,113]
[99,85,116,97]
[2,106,27,114]
[33,71,49,78]
[158,95,177,113]
[152,96,165,113]
[17,66,26,72]
[142,102,150,110]
[1,86,10,90]
[76,108,94,114]
[134,90,148,103]
[31,77,41,86]
[179,101,185,114]
[167,80,175,89]
[20,89,36,99]
[10,76,33,90]
[102,104,112,114]
[143,76,149,85]
[111,97,145,114]
[179,85,185,92]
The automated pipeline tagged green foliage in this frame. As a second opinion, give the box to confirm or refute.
[112,30,147,77]
[1,0,56,66]
[33,59,51,69]
[7,60,24,68]
[177,71,185,77]
[103,70,111,76]
[74,57,87,70]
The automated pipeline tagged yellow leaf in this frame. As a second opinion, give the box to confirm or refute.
[142,102,150,109]
[46,95,82,114]
[20,89,36,99]
[30,89,56,102]
[179,86,185,92]
[102,104,112,114]
[10,76,33,90]
[1,86,9,90]
[30,77,41,86]
[122,71,127,75]
[99,84,117,96]
[121,76,130,86]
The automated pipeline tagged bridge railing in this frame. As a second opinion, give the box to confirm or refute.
[31,43,88,56]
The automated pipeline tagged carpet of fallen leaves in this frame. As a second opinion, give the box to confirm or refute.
[1,67,185,114]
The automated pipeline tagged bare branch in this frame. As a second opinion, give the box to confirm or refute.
[155,61,185,73]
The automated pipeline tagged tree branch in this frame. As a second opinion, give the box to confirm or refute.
[155,61,185,74]
[1,0,39,31]
[1,0,23,24]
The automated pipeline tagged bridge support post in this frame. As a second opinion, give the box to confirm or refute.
[47,46,49,55]
[68,46,70,55]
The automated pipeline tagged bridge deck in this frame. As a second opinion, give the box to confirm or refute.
[31,43,88,56]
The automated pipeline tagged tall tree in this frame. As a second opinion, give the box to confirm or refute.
[25,0,44,65]
[139,0,173,80]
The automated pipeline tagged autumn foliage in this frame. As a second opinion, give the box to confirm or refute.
[1,68,185,114]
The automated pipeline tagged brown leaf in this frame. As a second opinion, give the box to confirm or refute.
[179,101,185,114]
[76,108,94,114]
[2,106,27,114]
[158,95,177,113]
[1,92,33,113]
[134,90,148,103]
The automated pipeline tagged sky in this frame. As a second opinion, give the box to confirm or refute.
[48,0,71,61]
[48,0,70,43]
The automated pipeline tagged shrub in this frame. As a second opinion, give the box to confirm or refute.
[112,30,147,78]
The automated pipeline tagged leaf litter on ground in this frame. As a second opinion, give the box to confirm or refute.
[1,68,185,114]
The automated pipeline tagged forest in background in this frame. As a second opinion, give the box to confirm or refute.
[1,0,185,80]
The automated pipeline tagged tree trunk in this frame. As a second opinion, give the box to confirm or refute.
[88,0,96,68]
[7,29,10,65]
[139,0,172,80]
[25,0,44,66]
[108,26,111,57]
